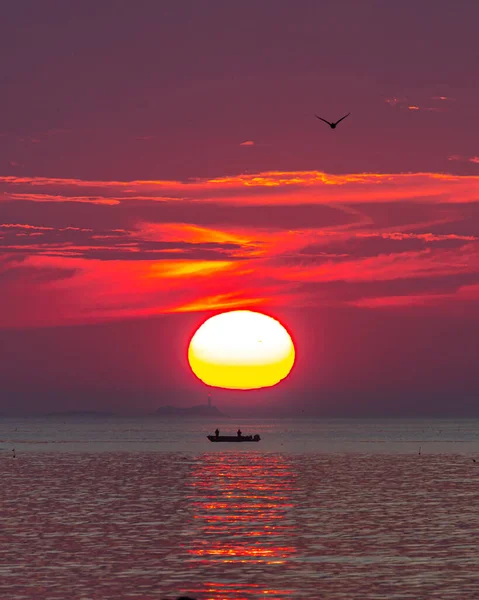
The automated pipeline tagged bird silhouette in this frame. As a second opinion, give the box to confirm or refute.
[315,112,350,129]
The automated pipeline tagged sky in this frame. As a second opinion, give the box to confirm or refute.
[1,0,479,416]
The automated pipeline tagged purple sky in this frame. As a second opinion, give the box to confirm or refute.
[1,0,479,416]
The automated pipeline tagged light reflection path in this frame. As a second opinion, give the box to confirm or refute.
[185,453,296,599]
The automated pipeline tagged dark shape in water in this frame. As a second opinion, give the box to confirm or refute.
[207,434,261,443]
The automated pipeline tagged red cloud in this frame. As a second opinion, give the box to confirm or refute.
[0,169,478,328]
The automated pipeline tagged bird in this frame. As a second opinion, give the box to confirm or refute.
[315,112,350,129]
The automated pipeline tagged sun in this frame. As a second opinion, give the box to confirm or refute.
[188,310,295,390]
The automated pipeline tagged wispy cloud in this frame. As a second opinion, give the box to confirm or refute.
[448,155,479,164]
[384,95,452,113]
[3,171,479,206]
[239,140,255,146]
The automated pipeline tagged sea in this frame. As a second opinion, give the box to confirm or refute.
[1,416,478,599]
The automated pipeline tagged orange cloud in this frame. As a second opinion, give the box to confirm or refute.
[5,192,121,205]
[169,291,266,312]
[1,223,54,231]
[3,171,479,207]
[148,260,235,279]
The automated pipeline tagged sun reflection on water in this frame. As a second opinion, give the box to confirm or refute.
[185,453,296,598]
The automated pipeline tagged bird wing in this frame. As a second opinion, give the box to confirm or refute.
[333,112,350,125]
[315,114,332,125]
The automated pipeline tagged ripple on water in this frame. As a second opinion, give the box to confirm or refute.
[0,452,478,599]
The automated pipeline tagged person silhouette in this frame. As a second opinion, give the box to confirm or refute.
[237,429,242,437]
[215,428,219,438]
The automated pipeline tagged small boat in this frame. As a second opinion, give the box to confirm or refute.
[207,434,261,443]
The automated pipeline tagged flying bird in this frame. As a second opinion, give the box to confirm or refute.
[315,112,350,129]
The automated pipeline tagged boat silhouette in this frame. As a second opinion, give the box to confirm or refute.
[207,434,261,443]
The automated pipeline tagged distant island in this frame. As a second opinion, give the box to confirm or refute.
[153,395,228,418]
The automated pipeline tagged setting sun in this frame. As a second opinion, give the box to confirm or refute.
[188,310,295,390]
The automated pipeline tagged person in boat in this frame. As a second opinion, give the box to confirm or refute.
[215,428,219,438]
[237,428,242,437]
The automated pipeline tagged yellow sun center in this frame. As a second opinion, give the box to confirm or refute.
[188,310,295,390]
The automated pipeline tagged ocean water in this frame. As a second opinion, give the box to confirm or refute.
[1,417,478,599]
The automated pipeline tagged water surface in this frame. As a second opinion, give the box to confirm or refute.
[0,418,478,598]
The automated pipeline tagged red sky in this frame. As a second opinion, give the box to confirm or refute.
[1,1,478,416]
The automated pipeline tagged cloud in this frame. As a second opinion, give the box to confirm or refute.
[0,130,72,145]
[239,140,255,146]
[295,232,476,263]
[0,223,249,262]
[384,97,408,107]
[0,263,78,283]
[0,223,56,231]
[3,171,479,208]
[0,169,479,328]
[384,95,452,113]
[448,155,479,164]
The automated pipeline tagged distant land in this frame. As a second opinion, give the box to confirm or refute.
[153,403,228,418]
[45,410,115,418]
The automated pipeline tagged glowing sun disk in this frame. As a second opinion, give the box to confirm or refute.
[188,310,295,390]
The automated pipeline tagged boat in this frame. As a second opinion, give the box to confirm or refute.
[207,434,261,443]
